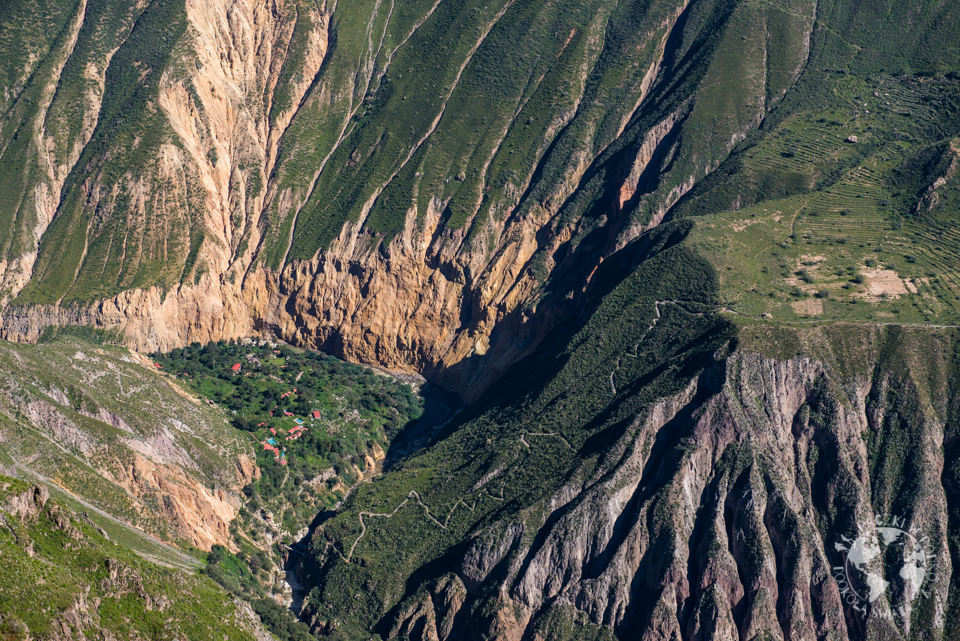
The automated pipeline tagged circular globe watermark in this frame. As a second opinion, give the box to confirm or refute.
[833,514,935,620]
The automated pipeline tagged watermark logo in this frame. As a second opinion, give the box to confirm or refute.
[833,514,934,620]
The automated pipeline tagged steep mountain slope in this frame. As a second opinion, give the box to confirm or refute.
[2,1,960,640]
[3,0,955,402]
[296,225,960,641]
[0,331,437,639]
[0,330,257,550]
[0,474,275,640]
[0,0,328,345]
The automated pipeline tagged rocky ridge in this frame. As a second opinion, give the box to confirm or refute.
[311,325,959,640]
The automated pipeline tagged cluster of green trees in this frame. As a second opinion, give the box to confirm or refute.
[153,341,423,487]
[205,544,263,597]
[153,340,422,435]
[154,339,427,638]
[250,599,315,641]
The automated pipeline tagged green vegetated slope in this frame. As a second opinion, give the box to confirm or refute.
[0,0,314,306]
[298,222,732,637]
[0,330,435,639]
[0,328,253,549]
[151,340,425,555]
[22,0,202,305]
[297,241,960,640]
[280,4,960,636]
[276,0,817,260]
[273,0,960,265]
[0,0,85,283]
[4,0,959,318]
[662,1,960,327]
[0,475,270,641]
[682,72,960,324]
[3,1,960,639]
[0,0,204,305]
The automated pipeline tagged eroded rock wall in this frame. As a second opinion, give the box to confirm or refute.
[377,345,953,640]
[0,0,817,404]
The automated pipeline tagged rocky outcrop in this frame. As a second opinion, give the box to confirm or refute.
[389,574,468,641]
[0,275,255,351]
[913,138,960,215]
[4,484,49,522]
[495,354,848,639]
[109,451,241,551]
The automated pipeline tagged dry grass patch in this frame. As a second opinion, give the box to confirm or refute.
[861,269,908,298]
[791,298,823,316]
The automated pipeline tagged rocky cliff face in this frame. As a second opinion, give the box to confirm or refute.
[307,324,959,640]
[0,0,327,351]
[2,0,954,404]
[0,0,828,401]
[2,1,960,636]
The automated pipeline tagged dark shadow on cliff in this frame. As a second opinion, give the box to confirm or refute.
[383,383,465,472]
[434,219,700,407]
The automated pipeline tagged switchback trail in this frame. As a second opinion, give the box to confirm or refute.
[610,301,704,395]
[345,487,504,562]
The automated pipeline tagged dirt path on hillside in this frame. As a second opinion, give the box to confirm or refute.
[13,462,201,569]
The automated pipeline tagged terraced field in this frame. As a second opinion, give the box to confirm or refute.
[687,74,960,325]
[795,166,890,245]
[746,117,848,176]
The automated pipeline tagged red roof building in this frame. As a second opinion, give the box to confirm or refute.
[231,363,242,372]
[312,410,321,419]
